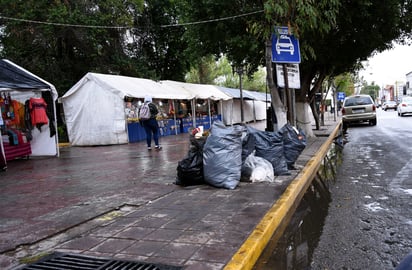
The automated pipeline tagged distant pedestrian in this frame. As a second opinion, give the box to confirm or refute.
[139,96,162,150]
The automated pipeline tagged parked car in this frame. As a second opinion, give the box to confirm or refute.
[341,94,377,129]
[382,100,398,111]
[397,96,412,116]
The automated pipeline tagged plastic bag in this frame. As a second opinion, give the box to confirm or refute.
[247,126,289,176]
[241,127,255,162]
[279,124,306,169]
[176,135,207,186]
[203,121,243,189]
[242,151,274,183]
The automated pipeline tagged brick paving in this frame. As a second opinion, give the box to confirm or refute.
[0,119,339,270]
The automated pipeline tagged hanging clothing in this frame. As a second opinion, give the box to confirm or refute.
[29,97,48,130]
[0,113,6,171]
[9,100,24,127]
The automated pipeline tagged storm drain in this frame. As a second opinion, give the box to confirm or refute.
[19,252,183,270]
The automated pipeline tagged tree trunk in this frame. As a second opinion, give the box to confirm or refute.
[265,38,287,131]
[296,101,315,138]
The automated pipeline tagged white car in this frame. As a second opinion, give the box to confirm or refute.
[397,96,412,116]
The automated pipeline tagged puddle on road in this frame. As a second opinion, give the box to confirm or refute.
[254,140,344,270]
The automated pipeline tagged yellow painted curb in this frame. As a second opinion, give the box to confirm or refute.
[224,123,342,270]
[58,142,71,148]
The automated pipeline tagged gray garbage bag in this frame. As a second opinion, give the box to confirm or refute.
[247,126,289,176]
[203,121,243,189]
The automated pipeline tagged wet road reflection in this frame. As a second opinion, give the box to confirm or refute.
[254,138,344,269]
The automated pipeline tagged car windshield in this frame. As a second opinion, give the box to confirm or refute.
[344,96,372,107]
[402,97,412,103]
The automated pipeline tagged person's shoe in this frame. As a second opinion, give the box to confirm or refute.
[155,145,162,150]
[147,146,152,151]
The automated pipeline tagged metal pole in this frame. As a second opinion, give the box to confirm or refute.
[238,67,244,123]
[282,64,293,125]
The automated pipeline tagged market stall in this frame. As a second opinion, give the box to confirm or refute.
[61,73,195,146]
[161,80,232,130]
[0,59,59,162]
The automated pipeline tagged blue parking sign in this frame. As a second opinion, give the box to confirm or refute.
[337,92,346,101]
[272,27,301,63]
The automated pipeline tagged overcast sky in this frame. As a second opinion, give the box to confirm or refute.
[359,43,412,87]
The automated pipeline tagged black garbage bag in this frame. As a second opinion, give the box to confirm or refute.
[247,126,289,176]
[279,124,306,169]
[176,135,207,186]
[241,126,255,163]
[203,121,243,189]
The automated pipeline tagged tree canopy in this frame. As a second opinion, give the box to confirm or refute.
[0,0,190,94]
[1,0,412,111]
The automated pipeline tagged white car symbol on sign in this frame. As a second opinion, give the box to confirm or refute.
[276,35,294,55]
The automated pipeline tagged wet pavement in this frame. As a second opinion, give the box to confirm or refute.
[0,118,340,270]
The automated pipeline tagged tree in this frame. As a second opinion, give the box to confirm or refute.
[127,0,190,81]
[0,0,193,94]
[361,83,380,101]
[182,0,340,131]
[185,55,267,92]
[0,0,146,94]
[297,0,412,133]
[182,0,412,135]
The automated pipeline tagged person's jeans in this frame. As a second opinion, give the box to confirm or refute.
[142,118,160,147]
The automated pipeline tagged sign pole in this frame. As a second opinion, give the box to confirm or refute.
[282,63,294,125]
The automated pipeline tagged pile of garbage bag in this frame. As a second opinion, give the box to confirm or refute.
[175,121,306,189]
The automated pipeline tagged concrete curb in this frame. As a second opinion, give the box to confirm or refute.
[224,122,342,270]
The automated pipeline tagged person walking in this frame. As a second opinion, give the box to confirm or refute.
[139,96,162,151]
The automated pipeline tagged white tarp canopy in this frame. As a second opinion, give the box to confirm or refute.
[62,73,195,146]
[161,80,232,101]
[0,59,59,157]
[64,73,193,101]
[62,72,271,145]
[216,86,270,125]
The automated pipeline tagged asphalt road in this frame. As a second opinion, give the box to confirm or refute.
[311,108,412,269]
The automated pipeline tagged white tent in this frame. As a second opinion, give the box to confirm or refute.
[0,59,59,158]
[161,80,232,101]
[216,86,271,125]
[62,73,193,146]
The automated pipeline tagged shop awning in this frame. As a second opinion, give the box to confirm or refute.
[161,80,232,101]
[0,59,52,91]
[63,73,193,101]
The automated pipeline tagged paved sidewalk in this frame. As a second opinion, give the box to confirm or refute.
[0,118,340,270]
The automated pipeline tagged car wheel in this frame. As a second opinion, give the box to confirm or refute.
[370,119,377,126]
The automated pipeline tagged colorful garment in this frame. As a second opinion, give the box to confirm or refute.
[29,97,48,128]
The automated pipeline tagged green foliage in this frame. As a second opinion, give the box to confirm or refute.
[0,0,191,95]
[1,0,412,106]
[334,73,356,97]
[360,83,380,100]
[0,0,145,95]
[185,55,266,92]
[299,0,412,105]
